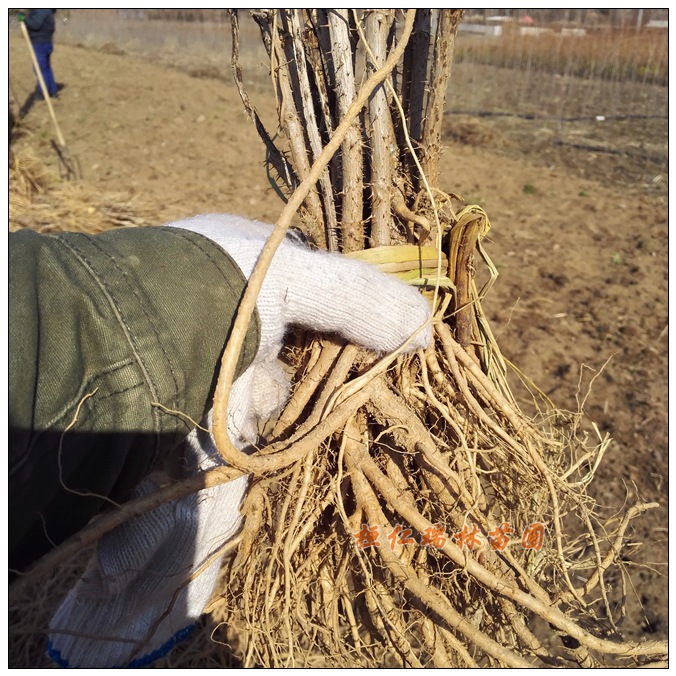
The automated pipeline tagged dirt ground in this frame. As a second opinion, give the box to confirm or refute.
[8,34,668,665]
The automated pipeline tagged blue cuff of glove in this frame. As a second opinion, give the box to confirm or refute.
[47,623,196,668]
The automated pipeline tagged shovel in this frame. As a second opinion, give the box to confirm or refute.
[20,20,79,179]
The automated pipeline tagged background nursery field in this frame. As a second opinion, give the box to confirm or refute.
[8,9,667,667]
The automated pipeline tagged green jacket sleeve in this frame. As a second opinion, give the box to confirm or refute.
[9,226,260,572]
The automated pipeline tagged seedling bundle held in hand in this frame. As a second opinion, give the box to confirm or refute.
[207,9,666,667]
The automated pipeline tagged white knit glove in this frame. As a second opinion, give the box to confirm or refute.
[181,213,432,446]
[48,448,248,668]
[48,214,432,667]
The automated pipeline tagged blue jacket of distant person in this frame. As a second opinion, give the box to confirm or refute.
[24,9,56,44]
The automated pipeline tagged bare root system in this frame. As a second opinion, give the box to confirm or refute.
[205,319,664,667]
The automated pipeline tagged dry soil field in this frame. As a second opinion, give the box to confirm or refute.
[8,21,668,667]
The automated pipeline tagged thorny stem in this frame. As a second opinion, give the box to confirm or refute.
[363,9,396,247]
[230,10,298,193]
[211,9,417,473]
[287,10,340,251]
[327,9,364,252]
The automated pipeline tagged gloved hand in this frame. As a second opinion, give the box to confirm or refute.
[48,214,433,667]
[177,214,433,449]
[49,434,249,669]
[16,12,26,21]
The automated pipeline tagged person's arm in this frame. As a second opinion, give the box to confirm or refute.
[9,226,260,574]
[14,214,432,668]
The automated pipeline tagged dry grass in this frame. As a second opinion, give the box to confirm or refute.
[455,28,669,85]
[9,144,156,234]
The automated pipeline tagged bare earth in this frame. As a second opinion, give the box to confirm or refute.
[9,36,668,663]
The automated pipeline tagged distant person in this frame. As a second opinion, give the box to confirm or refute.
[18,9,59,99]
